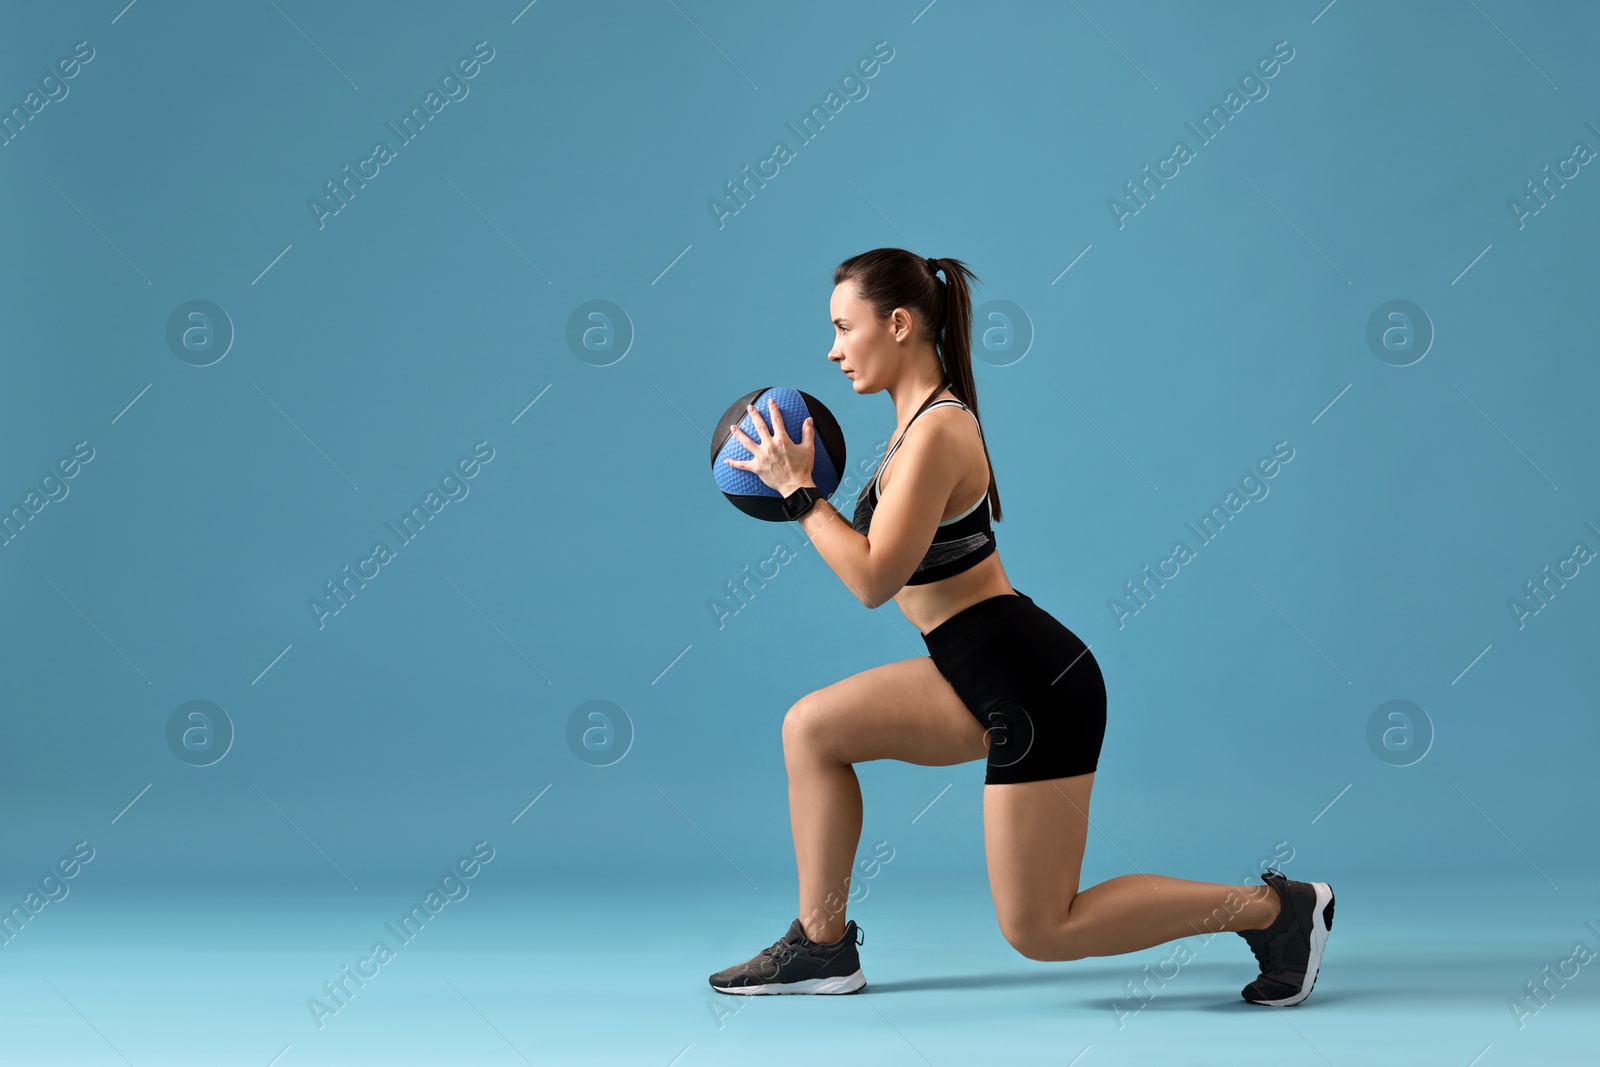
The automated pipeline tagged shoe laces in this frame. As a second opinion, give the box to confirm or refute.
[759,934,806,968]
[764,922,858,964]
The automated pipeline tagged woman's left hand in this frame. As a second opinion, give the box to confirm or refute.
[724,398,815,496]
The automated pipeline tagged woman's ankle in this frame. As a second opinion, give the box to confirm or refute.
[1244,886,1283,932]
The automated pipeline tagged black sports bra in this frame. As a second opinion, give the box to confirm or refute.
[849,385,996,585]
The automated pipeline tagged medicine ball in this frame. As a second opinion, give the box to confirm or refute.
[711,386,846,521]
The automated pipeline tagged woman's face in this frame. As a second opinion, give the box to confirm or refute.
[828,281,899,391]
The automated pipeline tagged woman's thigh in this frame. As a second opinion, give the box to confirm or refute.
[984,772,1095,943]
[785,656,991,768]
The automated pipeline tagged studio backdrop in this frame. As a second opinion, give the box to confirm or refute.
[2,0,1596,1061]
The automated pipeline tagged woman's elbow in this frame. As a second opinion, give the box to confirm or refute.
[859,573,899,610]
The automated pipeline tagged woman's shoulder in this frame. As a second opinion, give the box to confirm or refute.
[881,398,985,486]
[918,395,980,430]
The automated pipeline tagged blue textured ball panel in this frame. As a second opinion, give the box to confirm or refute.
[711,386,847,521]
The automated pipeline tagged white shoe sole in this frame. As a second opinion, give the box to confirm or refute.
[712,968,866,995]
[1251,881,1334,1006]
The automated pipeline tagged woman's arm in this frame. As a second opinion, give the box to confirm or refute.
[726,397,962,609]
[795,412,965,609]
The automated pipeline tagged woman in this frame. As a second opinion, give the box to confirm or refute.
[713,248,1335,1006]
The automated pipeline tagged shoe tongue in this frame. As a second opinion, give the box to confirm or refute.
[786,918,811,944]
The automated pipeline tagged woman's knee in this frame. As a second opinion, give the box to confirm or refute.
[782,695,840,764]
[998,908,1084,962]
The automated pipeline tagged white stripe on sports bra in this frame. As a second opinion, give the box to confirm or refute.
[872,398,992,526]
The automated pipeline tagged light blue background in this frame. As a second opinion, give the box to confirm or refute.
[2,1,1596,1063]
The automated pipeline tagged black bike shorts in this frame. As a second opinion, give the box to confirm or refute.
[921,589,1107,785]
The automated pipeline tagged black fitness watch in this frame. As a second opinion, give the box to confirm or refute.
[781,485,823,521]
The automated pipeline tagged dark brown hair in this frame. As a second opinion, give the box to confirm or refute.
[833,248,1002,522]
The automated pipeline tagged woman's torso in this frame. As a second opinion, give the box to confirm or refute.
[861,386,1015,634]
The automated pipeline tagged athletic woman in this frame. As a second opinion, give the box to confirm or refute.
[713,248,1334,1006]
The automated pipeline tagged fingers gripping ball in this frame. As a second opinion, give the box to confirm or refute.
[711,387,847,521]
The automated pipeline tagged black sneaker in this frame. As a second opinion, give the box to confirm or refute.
[708,918,866,995]
[1236,868,1335,1006]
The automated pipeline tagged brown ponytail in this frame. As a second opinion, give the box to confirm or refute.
[833,248,1002,522]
